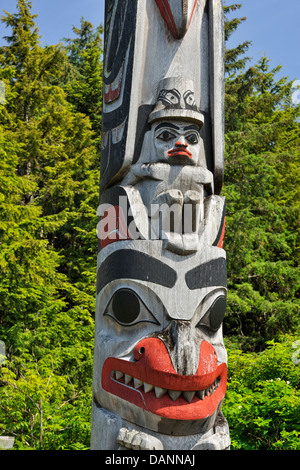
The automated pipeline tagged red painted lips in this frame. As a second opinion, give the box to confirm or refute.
[167,146,193,159]
[102,337,227,421]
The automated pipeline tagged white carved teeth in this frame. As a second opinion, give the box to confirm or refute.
[112,371,221,403]
[182,391,196,403]
[143,382,154,393]
[154,387,167,398]
[168,390,182,402]
[124,374,132,385]
[133,378,143,389]
[196,389,205,400]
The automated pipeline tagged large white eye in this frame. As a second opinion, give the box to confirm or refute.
[104,288,160,327]
[156,130,177,142]
[196,295,227,332]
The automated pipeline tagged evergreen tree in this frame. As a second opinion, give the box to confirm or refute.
[222,4,300,451]
[223,4,300,350]
[63,18,103,148]
[224,3,251,74]
[0,0,97,449]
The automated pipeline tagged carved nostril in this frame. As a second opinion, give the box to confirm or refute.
[134,341,147,361]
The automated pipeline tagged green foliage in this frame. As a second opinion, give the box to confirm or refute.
[62,18,103,149]
[223,336,300,450]
[223,5,300,351]
[0,360,92,449]
[0,0,98,449]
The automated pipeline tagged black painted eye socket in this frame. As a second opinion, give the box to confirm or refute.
[185,132,199,145]
[157,130,177,141]
[197,295,227,332]
[104,288,160,327]
[112,289,140,324]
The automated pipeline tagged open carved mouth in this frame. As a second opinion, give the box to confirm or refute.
[111,370,221,402]
[102,338,227,421]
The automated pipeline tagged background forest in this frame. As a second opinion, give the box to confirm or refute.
[0,0,299,450]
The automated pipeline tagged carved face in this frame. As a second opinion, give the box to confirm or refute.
[93,241,228,436]
[153,120,201,165]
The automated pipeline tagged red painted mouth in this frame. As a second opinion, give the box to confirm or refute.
[102,338,227,421]
[167,147,193,159]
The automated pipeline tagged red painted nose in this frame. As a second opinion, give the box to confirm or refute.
[175,140,188,148]
[133,336,218,381]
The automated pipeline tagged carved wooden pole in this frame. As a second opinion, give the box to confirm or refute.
[91,0,230,450]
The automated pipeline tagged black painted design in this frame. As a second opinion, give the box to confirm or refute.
[133,104,155,164]
[97,250,177,294]
[185,258,227,290]
[101,0,138,192]
[156,88,199,112]
[104,288,160,327]
[183,90,196,108]
[112,289,140,324]
[158,88,181,107]
[197,295,227,332]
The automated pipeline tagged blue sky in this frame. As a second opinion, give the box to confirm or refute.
[0,0,299,81]
[226,0,300,81]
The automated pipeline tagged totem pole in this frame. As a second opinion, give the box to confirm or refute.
[91,0,230,450]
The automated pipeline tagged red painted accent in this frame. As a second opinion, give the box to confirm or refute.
[217,217,226,249]
[104,65,124,104]
[105,86,120,104]
[102,337,227,421]
[168,146,192,158]
[175,141,188,147]
[100,206,132,249]
[155,0,178,38]
[188,0,198,28]
[155,0,198,39]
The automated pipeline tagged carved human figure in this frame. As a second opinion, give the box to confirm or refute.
[153,120,202,166]
[118,78,225,255]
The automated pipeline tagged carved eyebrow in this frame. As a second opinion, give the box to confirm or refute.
[185,258,227,290]
[97,250,177,293]
[154,122,180,132]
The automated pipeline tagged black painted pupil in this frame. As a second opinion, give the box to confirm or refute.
[112,289,140,324]
[210,296,226,330]
[161,131,172,140]
[188,133,198,143]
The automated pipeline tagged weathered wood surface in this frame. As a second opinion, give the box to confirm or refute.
[0,437,14,450]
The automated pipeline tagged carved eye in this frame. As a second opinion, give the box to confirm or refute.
[163,91,180,105]
[183,90,196,107]
[197,295,227,332]
[185,132,199,145]
[104,288,160,327]
[157,130,177,142]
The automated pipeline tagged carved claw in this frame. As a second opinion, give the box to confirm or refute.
[117,427,164,450]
